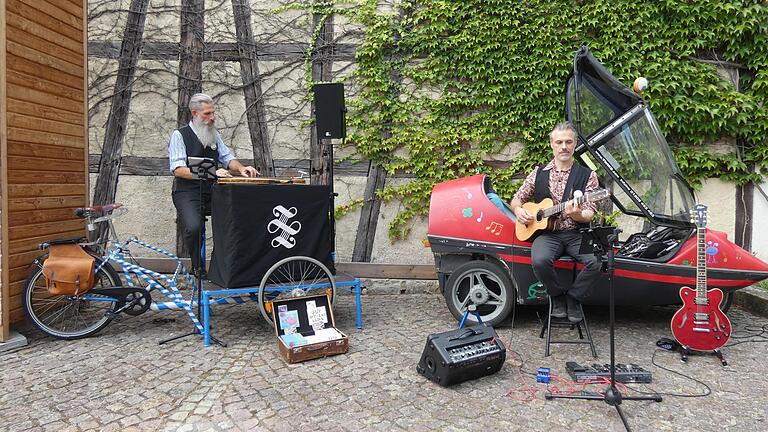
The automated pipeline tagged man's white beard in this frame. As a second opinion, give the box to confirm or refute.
[194,119,218,149]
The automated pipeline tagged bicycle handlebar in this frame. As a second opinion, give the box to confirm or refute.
[92,207,128,223]
[73,203,124,219]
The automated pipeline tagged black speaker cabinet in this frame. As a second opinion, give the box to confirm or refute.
[313,83,346,139]
[416,325,506,387]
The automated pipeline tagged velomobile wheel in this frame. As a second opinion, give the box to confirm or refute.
[444,260,515,327]
[258,256,336,324]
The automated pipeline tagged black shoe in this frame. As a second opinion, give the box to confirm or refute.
[566,296,584,323]
[550,296,567,318]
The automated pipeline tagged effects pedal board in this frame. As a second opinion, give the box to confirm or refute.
[566,361,653,384]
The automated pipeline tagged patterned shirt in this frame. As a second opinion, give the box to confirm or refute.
[512,159,599,231]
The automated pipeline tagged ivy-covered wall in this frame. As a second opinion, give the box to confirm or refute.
[298,0,768,239]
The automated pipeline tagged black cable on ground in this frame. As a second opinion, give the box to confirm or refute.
[627,349,711,398]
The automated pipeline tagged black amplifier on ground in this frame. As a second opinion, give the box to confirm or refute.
[416,325,506,387]
[566,361,653,384]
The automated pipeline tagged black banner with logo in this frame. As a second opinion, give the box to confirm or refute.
[208,183,334,288]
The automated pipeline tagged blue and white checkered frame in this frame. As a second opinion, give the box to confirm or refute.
[97,237,204,332]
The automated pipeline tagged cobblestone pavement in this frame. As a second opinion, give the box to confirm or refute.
[2,293,767,432]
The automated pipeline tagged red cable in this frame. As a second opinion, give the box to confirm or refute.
[497,335,629,401]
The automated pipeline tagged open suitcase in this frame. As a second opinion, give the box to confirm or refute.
[270,292,349,363]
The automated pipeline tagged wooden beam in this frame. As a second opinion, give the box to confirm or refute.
[7,0,82,42]
[8,141,85,160]
[8,127,84,148]
[7,169,85,184]
[7,207,82,226]
[92,0,150,243]
[7,82,83,113]
[7,112,85,137]
[352,162,387,262]
[87,41,358,62]
[7,196,86,212]
[17,0,83,31]
[175,0,205,259]
[736,179,754,250]
[1,0,10,341]
[6,8,82,52]
[8,183,86,198]
[335,262,437,280]
[6,40,83,78]
[309,2,334,186]
[87,154,372,177]
[6,25,83,67]
[6,53,82,90]
[231,0,274,177]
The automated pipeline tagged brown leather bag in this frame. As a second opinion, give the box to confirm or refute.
[42,244,97,296]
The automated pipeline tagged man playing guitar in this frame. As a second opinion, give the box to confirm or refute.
[509,121,601,322]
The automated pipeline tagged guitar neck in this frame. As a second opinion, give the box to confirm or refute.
[541,195,586,218]
[696,225,707,300]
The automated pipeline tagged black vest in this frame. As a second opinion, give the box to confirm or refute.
[533,163,592,227]
[173,125,220,193]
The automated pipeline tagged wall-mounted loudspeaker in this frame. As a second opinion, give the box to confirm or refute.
[313,83,346,139]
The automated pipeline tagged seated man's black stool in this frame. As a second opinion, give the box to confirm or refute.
[539,295,597,357]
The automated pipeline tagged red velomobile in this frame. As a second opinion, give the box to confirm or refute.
[427,47,768,326]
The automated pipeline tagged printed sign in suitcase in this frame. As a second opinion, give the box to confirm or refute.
[270,292,349,363]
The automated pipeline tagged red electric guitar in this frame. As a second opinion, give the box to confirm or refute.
[670,204,731,358]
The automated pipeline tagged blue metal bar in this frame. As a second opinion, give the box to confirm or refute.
[458,309,484,329]
[203,290,211,347]
[201,277,364,347]
[336,279,363,329]
[79,296,119,302]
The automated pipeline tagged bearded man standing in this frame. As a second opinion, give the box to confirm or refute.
[168,93,258,272]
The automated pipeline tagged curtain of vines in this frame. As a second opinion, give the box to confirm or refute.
[290,0,768,239]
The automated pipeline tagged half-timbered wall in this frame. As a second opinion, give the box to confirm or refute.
[0,0,88,339]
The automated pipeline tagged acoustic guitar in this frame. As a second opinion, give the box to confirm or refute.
[515,189,610,241]
[670,204,731,352]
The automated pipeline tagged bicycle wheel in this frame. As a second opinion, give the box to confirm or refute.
[23,254,123,340]
[258,256,336,324]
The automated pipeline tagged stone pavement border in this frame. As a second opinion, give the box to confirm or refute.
[734,285,768,318]
[2,292,768,431]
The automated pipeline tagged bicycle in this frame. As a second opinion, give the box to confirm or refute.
[23,203,338,340]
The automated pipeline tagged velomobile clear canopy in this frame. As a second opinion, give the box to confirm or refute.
[566,47,695,227]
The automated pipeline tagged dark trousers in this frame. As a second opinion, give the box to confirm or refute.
[531,230,601,302]
[172,189,211,271]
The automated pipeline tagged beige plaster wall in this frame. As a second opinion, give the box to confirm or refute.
[89,174,181,253]
[368,179,435,265]
[696,178,736,240]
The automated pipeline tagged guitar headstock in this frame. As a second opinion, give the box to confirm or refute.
[586,188,611,202]
[691,203,708,228]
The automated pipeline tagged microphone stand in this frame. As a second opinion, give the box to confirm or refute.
[160,157,225,347]
[545,227,661,431]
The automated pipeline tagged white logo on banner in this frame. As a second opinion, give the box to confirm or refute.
[267,205,302,249]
